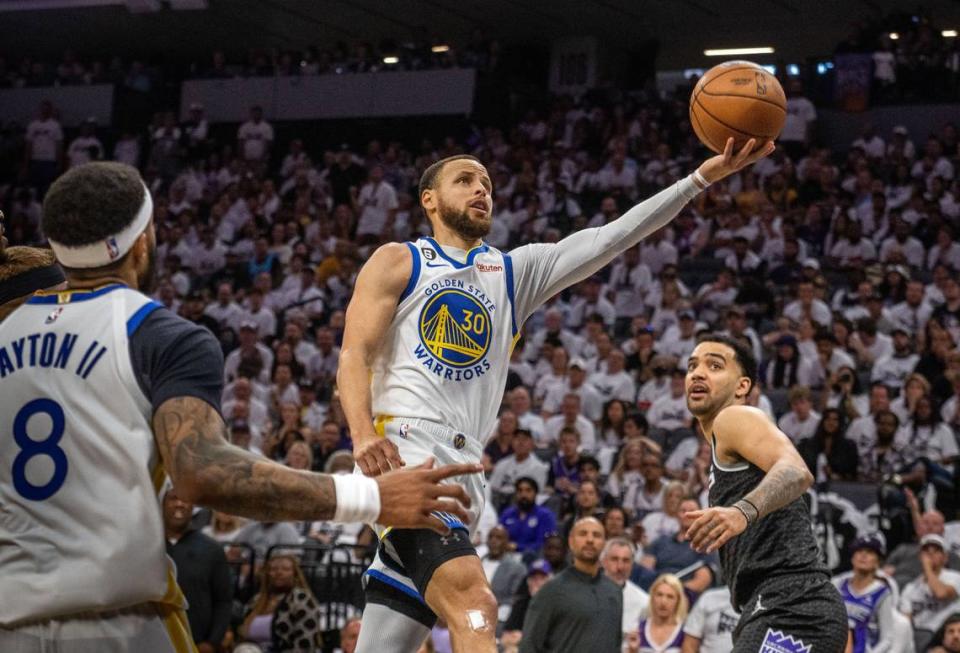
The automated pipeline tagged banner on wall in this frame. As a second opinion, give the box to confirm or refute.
[834,53,872,112]
[549,36,598,96]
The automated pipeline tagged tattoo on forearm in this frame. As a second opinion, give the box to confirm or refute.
[743,461,809,520]
[154,397,336,521]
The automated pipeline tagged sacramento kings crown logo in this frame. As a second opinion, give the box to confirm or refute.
[760,629,812,653]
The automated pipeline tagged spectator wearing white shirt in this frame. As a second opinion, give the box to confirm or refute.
[899,534,960,652]
[601,537,650,638]
[783,280,833,329]
[658,311,698,364]
[780,79,817,159]
[488,429,548,496]
[596,152,638,200]
[241,288,277,340]
[66,119,104,169]
[113,131,140,168]
[888,280,933,336]
[849,318,894,368]
[542,358,604,421]
[639,227,678,275]
[533,346,569,408]
[682,585,739,653]
[237,105,274,163]
[523,308,585,363]
[723,236,763,275]
[904,395,960,475]
[872,327,920,391]
[567,276,616,330]
[778,386,822,444]
[912,137,955,187]
[637,357,677,412]
[306,327,340,387]
[851,123,886,159]
[879,217,926,268]
[589,349,637,405]
[928,225,960,272]
[224,323,275,384]
[508,387,546,442]
[204,281,245,334]
[810,330,858,390]
[720,306,764,363]
[24,99,64,193]
[543,393,596,452]
[645,371,691,433]
[830,220,878,267]
[353,164,399,241]
[608,244,652,326]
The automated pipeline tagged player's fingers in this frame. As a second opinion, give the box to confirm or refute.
[745,140,775,164]
[429,462,485,481]
[734,138,757,166]
[368,447,392,475]
[722,137,734,163]
[383,440,405,468]
[685,511,713,539]
[706,528,736,554]
[432,482,473,510]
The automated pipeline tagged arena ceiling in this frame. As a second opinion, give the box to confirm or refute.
[2,0,960,69]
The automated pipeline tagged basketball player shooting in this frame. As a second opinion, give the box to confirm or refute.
[682,335,848,652]
[338,137,773,653]
[0,162,480,653]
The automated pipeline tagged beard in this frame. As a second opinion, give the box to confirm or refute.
[517,498,534,511]
[138,244,158,295]
[437,196,491,239]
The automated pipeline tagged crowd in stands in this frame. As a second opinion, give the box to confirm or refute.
[0,32,497,90]
[3,50,960,651]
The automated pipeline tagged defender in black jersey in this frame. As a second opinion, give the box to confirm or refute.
[682,334,847,652]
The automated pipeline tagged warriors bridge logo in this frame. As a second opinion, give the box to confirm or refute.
[415,288,492,381]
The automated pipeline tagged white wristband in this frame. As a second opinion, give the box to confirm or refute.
[332,473,381,524]
[692,170,711,190]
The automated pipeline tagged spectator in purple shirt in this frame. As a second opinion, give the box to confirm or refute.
[500,477,558,557]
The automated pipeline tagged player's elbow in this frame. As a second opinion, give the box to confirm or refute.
[797,464,815,491]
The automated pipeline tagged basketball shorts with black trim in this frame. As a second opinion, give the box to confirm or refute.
[732,573,848,653]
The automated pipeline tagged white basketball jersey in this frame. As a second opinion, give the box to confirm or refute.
[0,284,184,626]
[371,237,518,446]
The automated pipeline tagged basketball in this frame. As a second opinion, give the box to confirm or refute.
[689,60,786,154]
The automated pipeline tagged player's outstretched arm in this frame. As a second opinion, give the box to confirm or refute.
[338,242,411,476]
[508,138,775,322]
[153,395,478,532]
[685,405,813,553]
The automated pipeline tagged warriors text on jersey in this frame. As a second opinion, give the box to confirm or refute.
[707,433,827,612]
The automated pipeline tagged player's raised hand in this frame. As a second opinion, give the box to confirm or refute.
[682,506,748,554]
[355,436,405,476]
[374,458,483,534]
[697,137,776,185]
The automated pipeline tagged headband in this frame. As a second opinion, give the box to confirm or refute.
[0,262,65,305]
[47,184,153,269]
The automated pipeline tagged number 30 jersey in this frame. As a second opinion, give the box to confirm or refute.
[370,237,519,447]
[0,285,183,626]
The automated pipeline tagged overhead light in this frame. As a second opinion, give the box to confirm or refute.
[382,56,399,64]
[703,47,775,57]
[889,32,900,40]
[944,30,958,38]
[431,44,450,53]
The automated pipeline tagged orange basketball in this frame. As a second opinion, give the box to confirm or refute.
[689,60,786,154]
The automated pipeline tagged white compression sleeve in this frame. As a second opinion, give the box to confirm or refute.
[508,174,704,323]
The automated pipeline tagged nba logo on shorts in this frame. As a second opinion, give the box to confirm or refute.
[106,237,120,260]
[399,423,410,439]
[453,433,466,450]
[760,628,811,653]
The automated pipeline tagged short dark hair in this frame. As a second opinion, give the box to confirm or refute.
[515,476,539,493]
[418,154,481,201]
[42,162,145,250]
[696,332,758,392]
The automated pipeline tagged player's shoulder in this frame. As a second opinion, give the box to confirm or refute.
[713,404,772,432]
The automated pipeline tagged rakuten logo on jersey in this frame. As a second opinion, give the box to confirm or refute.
[475,262,503,272]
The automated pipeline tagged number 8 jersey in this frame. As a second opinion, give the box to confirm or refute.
[370,237,519,447]
[0,284,189,626]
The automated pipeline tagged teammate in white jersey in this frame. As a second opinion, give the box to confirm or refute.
[0,162,479,653]
[339,138,775,653]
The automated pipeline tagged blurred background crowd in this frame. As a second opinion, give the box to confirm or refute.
[3,2,960,653]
